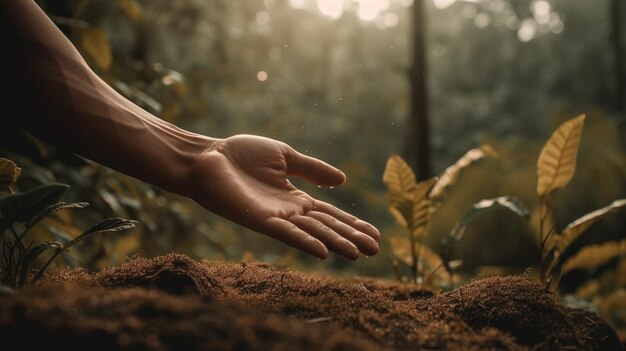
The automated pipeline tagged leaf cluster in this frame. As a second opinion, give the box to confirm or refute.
[534,115,626,288]
[0,158,137,288]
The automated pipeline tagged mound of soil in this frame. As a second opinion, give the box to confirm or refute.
[0,253,622,350]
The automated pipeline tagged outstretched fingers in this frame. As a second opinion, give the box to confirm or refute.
[263,217,329,259]
[306,210,379,256]
[289,215,360,260]
[312,201,381,241]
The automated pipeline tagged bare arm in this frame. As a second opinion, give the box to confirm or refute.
[1,0,380,259]
[1,0,211,195]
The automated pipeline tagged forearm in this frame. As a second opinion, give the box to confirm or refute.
[1,0,214,195]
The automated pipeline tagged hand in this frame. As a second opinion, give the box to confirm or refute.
[186,134,380,260]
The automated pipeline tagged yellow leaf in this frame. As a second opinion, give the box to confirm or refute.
[417,242,443,271]
[529,202,556,246]
[555,198,626,253]
[596,289,626,324]
[0,158,21,190]
[574,279,599,299]
[383,154,418,203]
[116,0,143,22]
[536,114,585,197]
[81,28,112,71]
[389,238,442,271]
[388,206,408,228]
[563,240,626,273]
[430,145,495,201]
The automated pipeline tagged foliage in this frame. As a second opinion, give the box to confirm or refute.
[534,115,626,289]
[383,145,505,286]
[0,159,137,288]
[0,158,20,192]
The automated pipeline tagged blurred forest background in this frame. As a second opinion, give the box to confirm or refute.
[2,0,625,287]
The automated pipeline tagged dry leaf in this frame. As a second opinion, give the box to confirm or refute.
[536,115,585,197]
[555,198,626,254]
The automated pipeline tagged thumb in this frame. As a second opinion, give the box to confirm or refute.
[284,147,346,187]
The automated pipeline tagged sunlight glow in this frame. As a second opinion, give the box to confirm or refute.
[356,0,390,22]
[257,71,268,81]
[383,13,399,27]
[289,0,306,9]
[532,0,551,25]
[473,13,490,28]
[517,19,537,42]
[433,0,456,10]
[255,11,269,25]
[317,0,345,19]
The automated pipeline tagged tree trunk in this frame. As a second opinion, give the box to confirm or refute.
[611,0,624,112]
[405,0,431,180]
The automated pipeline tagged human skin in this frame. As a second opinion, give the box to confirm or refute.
[0,0,380,260]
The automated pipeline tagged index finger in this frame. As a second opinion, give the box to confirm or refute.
[312,201,380,241]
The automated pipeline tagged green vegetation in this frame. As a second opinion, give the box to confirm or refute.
[0,158,137,288]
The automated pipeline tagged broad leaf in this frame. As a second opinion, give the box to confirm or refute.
[384,154,420,226]
[388,206,408,228]
[450,196,529,240]
[410,178,437,240]
[530,202,557,247]
[429,145,496,201]
[417,242,444,272]
[0,184,69,227]
[65,217,138,248]
[80,28,112,71]
[0,158,21,190]
[390,238,442,271]
[536,115,585,197]
[383,154,418,205]
[555,198,626,254]
[563,240,626,273]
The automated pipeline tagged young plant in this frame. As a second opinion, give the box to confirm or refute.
[382,145,496,285]
[440,195,530,281]
[0,158,138,288]
[534,115,626,289]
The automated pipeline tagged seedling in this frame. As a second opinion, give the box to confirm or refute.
[533,115,626,289]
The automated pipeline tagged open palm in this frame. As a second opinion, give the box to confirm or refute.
[188,134,380,259]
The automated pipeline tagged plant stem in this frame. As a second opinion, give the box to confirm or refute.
[32,248,65,283]
[409,225,418,285]
[423,262,444,288]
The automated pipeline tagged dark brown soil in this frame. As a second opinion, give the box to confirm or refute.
[0,253,622,350]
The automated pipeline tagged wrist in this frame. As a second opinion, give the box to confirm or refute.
[167,130,220,197]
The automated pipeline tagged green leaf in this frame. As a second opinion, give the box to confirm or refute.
[0,158,21,190]
[65,217,138,249]
[0,184,69,228]
[554,198,626,254]
[450,196,529,240]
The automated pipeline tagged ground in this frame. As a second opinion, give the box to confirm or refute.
[0,253,623,350]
